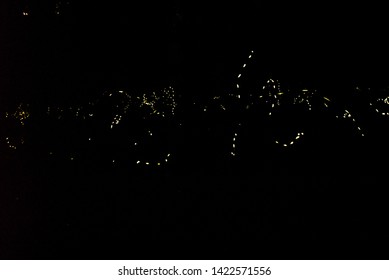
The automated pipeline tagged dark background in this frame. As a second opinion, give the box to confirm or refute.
[2,1,389,102]
[1,1,389,259]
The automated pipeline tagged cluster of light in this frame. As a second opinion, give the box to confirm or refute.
[2,104,29,150]
[6,58,388,172]
[26,88,177,167]
[228,123,241,157]
[231,49,369,148]
[21,5,30,17]
[236,50,255,99]
[6,103,30,126]
[13,104,30,126]
[75,107,81,117]
[260,79,283,106]
[241,76,314,116]
[336,109,364,136]
[275,132,304,148]
[5,137,17,150]
[231,132,238,156]
[213,96,227,111]
[141,93,158,115]
[136,153,171,167]
[369,97,389,116]
[252,79,285,115]
[106,86,177,118]
[55,1,61,15]
[141,87,176,117]
[292,89,316,111]
[322,96,331,109]
[266,79,280,92]
[110,114,122,129]
[165,86,177,116]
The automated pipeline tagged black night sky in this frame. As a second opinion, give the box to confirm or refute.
[0,1,389,259]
